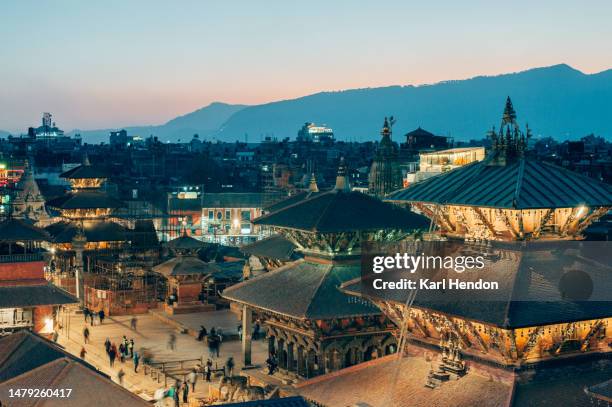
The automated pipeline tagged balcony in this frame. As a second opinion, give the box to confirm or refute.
[0,253,44,263]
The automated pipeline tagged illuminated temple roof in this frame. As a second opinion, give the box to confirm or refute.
[45,221,126,243]
[389,98,612,210]
[388,157,612,209]
[46,190,125,210]
[223,259,379,320]
[254,189,429,233]
[343,243,612,329]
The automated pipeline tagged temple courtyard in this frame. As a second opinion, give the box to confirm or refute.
[56,308,269,404]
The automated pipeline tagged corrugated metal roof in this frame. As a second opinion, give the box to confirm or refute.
[388,157,612,209]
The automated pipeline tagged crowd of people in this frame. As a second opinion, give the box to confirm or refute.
[78,311,142,375]
[103,335,141,372]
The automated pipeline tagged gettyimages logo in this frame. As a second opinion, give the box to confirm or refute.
[359,241,612,306]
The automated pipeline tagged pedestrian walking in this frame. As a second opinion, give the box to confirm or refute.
[133,351,140,373]
[98,309,105,324]
[172,382,180,407]
[187,369,197,391]
[83,327,90,344]
[205,361,212,382]
[119,342,126,363]
[109,343,117,367]
[104,338,111,354]
[168,333,176,351]
[130,316,137,330]
[128,338,134,357]
[182,382,189,404]
[197,325,207,341]
[217,328,223,342]
[52,330,59,343]
[90,312,95,326]
[80,346,87,359]
[237,324,242,341]
[83,307,90,323]
[225,357,234,378]
[117,369,125,386]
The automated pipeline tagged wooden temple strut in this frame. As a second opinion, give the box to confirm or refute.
[385,288,418,407]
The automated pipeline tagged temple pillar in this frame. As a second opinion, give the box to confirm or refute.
[242,305,253,366]
[318,351,327,375]
[287,343,295,371]
[278,340,285,371]
[297,346,304,376]
[268,335,275,357]
[306,350,316,378]
[72,231,86,305]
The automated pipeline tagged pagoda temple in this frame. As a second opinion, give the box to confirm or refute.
[337,98,612,405]
[388,97,612,241]
[369,117,402,197]
[223,159,429,378]
[44,156,126,300]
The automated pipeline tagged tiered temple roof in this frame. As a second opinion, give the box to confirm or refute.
[225,159,429,319]
[254,188,429,233]
[389,153,612,209]
[46,190,124,211]
[387,98,612,240]
[240,234,298,262]
[224,260,379,320]
[343,242,612,329]
[0,217,50,242]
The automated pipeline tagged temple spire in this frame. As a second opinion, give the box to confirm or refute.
[83,152,91,166]
[334,157,351,192]
[501,96,517,126]
[488,97,529,165]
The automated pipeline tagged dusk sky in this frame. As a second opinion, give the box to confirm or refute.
[2,0,612,133]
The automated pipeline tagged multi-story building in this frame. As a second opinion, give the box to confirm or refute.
[201,192,280,245]
[0,218,76,336]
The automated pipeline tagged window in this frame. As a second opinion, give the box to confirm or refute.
[225,210,231,220]
[241,210,251,221]
[208,210,213,220]
[241,223,251,234]
[216,211,223,220]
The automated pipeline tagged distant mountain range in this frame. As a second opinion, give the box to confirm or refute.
[64,102,246,144]
[5,64,612,143]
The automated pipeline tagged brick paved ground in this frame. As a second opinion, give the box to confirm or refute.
[56,309,268,405]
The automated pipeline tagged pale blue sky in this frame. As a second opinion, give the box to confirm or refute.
[1,0,611,132]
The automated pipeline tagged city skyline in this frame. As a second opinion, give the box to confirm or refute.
[2,1,612,132]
